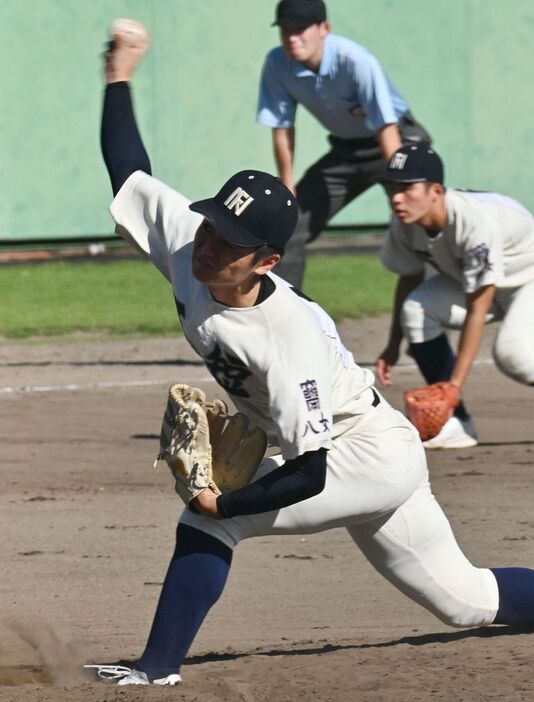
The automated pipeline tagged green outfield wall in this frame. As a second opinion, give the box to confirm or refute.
[0,0,532,241]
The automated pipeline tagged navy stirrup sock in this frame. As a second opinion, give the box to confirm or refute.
[491,568,534,627]
[409,334,469,420]
[409,333,455,384]
[137,524,232,678]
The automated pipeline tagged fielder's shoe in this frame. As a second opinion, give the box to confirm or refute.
[422,416,478,450]
[84,663,181,686]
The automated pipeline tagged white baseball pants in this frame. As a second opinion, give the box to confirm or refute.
[401,274,534,384]
[182,402,499,628]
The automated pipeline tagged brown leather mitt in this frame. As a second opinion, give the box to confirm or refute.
[154,384,268,502]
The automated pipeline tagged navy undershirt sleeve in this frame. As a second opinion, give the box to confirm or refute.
[216,447,327,518]
[101,82,152,195]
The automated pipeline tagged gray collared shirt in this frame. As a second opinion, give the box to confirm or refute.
[257,34,409,139]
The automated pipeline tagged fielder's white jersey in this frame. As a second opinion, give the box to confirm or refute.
[381,190,534,293]
[110,171,375,459]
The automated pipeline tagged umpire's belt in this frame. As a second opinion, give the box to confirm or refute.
[328,112,430,162]
[328,133,381,161]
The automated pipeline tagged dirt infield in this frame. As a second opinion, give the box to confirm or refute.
[1,316,532,702]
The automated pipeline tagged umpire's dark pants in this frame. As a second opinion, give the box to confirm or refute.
[273,113,432,288]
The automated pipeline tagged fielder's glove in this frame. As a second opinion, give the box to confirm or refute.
[403,381,460,442]
[153,384,268,503]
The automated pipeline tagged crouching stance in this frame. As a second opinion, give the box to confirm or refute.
[377,145,534,449]
[86,20,534,687]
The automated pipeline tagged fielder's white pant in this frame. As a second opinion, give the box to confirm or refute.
[401,274,534,385]
[182,401,499,629]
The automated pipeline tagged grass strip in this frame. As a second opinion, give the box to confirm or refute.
[0,255,395,339]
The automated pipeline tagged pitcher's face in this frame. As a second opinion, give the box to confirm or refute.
[192,219,259,287]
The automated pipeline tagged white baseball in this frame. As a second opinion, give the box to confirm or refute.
[110,18,150,48]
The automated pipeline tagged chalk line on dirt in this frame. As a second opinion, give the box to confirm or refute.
[0,376,215,395]
[0,359,494,395]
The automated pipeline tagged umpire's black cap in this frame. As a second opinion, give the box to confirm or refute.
[189,170,298,252]
[272,0,327,27]
[382,144,445,184]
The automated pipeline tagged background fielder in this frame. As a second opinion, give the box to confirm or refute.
[87,20,534,687]
[376,144,534,449]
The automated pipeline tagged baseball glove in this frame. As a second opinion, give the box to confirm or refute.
[153,384,267,503]
[403,381,460,441]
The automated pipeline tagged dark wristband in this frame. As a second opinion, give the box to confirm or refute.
[216,495,230,519]
[215,448,327,519]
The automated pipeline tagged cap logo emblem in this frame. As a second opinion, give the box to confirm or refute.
[390,153,408,170]
[224,187,254,216]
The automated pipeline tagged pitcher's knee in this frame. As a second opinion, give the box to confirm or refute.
[426,570,499,629]
[415,564,499,629]
[430,598,495,629]
[435,607,484,629]
[179,511,242,551]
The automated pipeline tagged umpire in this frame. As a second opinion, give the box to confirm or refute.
[257,0,431,287]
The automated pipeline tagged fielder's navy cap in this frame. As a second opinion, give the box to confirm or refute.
[189,170,298,252]
[272,0,327,27]
[382,144,444,185]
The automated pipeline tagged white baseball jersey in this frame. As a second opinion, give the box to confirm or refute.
[110,171,375,459]
[380,190,534,293]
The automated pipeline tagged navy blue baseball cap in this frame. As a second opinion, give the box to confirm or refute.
[382,144,444,185]
[272,0,327,27]
[189,170,298,252]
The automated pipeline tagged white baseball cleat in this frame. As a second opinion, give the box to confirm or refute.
[422,416,478,450]
[84,663,181,686]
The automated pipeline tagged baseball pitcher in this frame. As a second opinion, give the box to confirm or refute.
[85,20,534,687]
